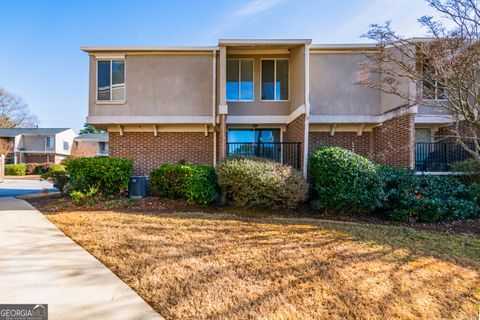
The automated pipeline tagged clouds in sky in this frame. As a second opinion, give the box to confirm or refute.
[229,0,285,19]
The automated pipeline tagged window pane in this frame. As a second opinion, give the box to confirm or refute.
[240,60,254,100]
[111,60,125,101]
[228,129,255,143]
[276,60,289,100]
[261,60,275,100]
[227,60,239,101]
[97,61,111,100]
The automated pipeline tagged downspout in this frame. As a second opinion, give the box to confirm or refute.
[212,49,217,166]
[303,43,310,178]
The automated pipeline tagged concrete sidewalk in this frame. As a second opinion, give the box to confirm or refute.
[0,197,163,320]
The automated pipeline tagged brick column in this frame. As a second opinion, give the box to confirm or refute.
[284,114,306,171]
[373,114,415,168]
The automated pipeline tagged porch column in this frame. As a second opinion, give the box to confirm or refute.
[218,45,228,160]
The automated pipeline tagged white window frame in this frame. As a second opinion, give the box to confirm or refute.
[45,136,54,149]
[421,62,447,101]
[226,59,254,102]
[96,59,126,104]
[260,58,290,102]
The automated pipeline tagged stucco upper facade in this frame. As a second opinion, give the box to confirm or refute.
[83,39,443,130]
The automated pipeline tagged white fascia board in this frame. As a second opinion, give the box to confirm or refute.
[81,46,218,53]
[309,105,417,124]
[219,39,312,46]
[227,116,290,124]
[415,115,454,124]
[310,43,378,49]
[87,115,214,124]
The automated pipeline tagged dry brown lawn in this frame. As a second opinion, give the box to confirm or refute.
[46,211,480,320]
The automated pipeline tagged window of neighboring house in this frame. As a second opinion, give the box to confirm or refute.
[99,142,107,153]
[422,62,446,100]
[261,59,289,101]
[97,60,125,102]
[45,136,54,148]
[63,141,69,151]
[415,128,432,143]
[227,59,254,101]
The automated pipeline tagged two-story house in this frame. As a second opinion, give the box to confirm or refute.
[81,39,453,176]
[73,133,109,157]
[0,128,77,164]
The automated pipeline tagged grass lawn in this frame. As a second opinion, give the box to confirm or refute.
[46,210,480,319]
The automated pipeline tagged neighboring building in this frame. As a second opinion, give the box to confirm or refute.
[81,39,456,176]
[0,128,77,164]
[73,133,109,157]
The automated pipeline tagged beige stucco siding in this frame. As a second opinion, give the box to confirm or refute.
[309,53,381,116]
[289,46,306,113]
[89,54,214,118]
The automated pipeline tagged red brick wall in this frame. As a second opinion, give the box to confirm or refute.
[284,114,305,170]
[309,132,374,159]
[218,114,227,161]
[373,114,415,168]
[109,132,214,175]
[308,114,415,168]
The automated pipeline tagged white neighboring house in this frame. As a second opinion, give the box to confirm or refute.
[74,133,109,157]
[0,128,78,164]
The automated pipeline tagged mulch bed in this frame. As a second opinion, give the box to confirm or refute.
[25,195,480,237]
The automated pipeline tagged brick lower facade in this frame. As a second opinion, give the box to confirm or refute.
[109,132,214,175]
[309,132,374,159]
[308,114,415,168]
[372,114,415,168]
[284,114,305,170]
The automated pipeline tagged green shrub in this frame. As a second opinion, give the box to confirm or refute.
[48,164,65,172]
[69,190,86,204]
[377,167,479,222]
[65,157,132,195]
[150,163,218,206]
[308,147,381,213]
[452,159,480,185]
[5,164,26,176]
[41,170,69,195]
[150,163,194,199]
[216,157,308,209]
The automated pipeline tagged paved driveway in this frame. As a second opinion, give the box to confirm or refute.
[0,197,163,320]
[0,178,55,197]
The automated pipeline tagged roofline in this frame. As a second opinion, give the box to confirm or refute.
[310,43,379,49]
[218,39,312,45]
[80,46,218,53]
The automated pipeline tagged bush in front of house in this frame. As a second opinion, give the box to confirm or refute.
[451,159,480,185]
[5,164,26,176]
[377,166,479,222]
[26,163,39,175]
[308,146,381,213]
[65,157,132,195]
[150,163,218,206]
[216,157,308,209]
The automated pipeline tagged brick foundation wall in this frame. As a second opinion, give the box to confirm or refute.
[109,132,214,175]
[308,114,415,168]
[308,132,374,159]
[373,114,415,168]
[284,114,305,170]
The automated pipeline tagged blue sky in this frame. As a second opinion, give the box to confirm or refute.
[0,0,442,130]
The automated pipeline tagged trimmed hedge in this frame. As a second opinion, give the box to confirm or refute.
[150,163,218,206]
[377,166,479,222]
[216,157,308,209]
[308,146,381,213]
[5,164,26,176]
[65,157,132,195]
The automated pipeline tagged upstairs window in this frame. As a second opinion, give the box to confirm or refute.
[227,59,254,101]
[45,136,54,148]
[261,59,289,101]
[97,60,125,101]
[63,141,69,151]
[422,62,446,100]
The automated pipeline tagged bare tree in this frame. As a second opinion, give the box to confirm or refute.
[359,0,480,160]
[0,88,39,128]
[70,141,97,158]
[0,138,12,156]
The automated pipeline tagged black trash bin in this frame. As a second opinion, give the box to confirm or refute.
[129,176,147,198]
